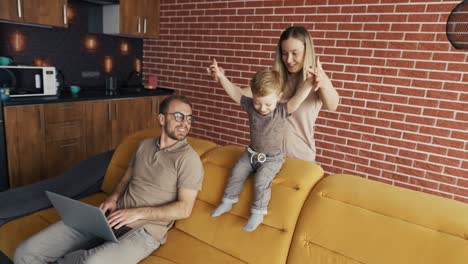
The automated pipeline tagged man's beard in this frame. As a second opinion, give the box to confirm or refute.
[165,125,188,141]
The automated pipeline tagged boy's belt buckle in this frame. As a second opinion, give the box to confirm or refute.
[256,153,267,163]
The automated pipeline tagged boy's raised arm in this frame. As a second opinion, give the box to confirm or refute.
[208,59,242,105]
[287,77,313,114]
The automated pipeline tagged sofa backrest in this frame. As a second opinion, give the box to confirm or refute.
[174,145,324,264]
[287,174,468,264]
[101,127,218,194]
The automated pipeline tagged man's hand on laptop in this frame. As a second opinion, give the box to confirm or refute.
[99,195,118,216]
[107,208,141,229]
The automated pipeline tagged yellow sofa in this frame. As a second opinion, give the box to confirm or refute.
[2,128,468,264]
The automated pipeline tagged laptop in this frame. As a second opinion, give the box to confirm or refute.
[45,191,136,243]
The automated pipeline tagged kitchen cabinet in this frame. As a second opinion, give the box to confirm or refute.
[104,0,159,38]
[4,105,47,188]
[4,95,166,188]
[84,96,164,157]
[44,102,86,178]
[0,0,68,27]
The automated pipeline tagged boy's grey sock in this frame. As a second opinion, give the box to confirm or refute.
[211,202,233,217]
[243,213,264,232]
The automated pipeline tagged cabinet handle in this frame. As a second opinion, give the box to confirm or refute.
[59,106,73,110]
[38,109,42,129]
[59,124,78,129]
[59,142,78,148]
[144,18,147,34]
[17,0,22,18]
[108,103,112,121]
[137,17,141,33]
[63,4,68,25]
[150,99,154,115]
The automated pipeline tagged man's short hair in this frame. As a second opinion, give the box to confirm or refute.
[159,95,192,114]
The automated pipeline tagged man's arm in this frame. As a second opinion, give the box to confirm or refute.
[99,167,132,214]
[108,187,198,229]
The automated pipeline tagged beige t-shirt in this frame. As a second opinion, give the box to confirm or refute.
[281,85,322,162]
[117,138,204,243]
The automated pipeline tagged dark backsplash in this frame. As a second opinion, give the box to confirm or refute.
[0,0,143,90]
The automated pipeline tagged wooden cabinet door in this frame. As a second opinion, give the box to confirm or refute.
[119,0,143,36]
[22,0,68,27]
[111,97,153,148]
[84,100,113,157]
[142,0,160,38]
[4,105,46,188]
[0,0,23,22]
[45,137,85,178]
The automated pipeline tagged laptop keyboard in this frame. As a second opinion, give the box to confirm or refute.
[112,226,132,238]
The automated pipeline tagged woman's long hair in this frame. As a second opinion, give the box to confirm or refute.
[273,26,316,91]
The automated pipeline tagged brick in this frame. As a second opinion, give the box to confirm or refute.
[372,144,398,155]
[412,79,443,89]
[445,167,468,179]
[436,119,467,131]
[348,139,372,149]
[379,110,408,122]
[439,101,468,112]
[409,177,439,189]
[419,126,451,137]
[366,101,393,111]
[382,171,410,183]
[451,131,468,141]
[353,14,379,22]
[379,14,408,23]
[371,67,398,77]
[448,149,468,160]
[370,158,397,170]
[390,122,419,132]
[429,155,461,167]
[368,84,395,94]
[422,189,454,199]
[395,4,427,13]
[433,137,465,149]
[385,155,413,167]
[351,108,377,117]
[422,109,454,119]
[375,127,402,138]
[401,51,432,60]
[404,33,435,41]
[426,172,457,185]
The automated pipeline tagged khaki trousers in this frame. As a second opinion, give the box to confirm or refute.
[14,221,160,264]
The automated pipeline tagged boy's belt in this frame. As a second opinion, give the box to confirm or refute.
[247,147,270,163]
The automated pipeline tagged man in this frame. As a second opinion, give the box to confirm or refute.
[14,95,204,264]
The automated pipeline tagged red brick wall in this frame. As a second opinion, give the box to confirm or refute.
[143,0,468,202]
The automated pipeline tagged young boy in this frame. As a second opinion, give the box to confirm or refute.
[207,59,314,232]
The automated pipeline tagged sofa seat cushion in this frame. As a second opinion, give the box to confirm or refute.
[150,228,245,264]
[175,145,324,264]
[288,174,468,264]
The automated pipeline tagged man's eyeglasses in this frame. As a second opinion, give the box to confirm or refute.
[164,112,194,124]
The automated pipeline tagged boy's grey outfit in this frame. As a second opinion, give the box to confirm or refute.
[14,138,204,264]
[223,96,288,214]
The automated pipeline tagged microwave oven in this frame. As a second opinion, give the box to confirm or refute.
[0,66,57,97]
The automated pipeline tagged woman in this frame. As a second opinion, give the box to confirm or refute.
[208,26,339,162]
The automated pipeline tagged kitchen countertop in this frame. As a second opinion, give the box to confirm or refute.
[2,87,174,106]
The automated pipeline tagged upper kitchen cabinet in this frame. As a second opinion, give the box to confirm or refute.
[0,0,69,27]
[103,0,160,38]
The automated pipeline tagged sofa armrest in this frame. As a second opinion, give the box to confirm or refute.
[0,150,114,226]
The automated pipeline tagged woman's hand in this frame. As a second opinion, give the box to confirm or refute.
[207,59,225,82]
[305,56,326,91]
